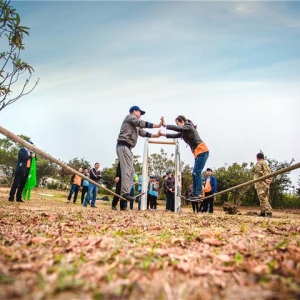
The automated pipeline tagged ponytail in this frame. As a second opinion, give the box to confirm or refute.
[175,115,197,129]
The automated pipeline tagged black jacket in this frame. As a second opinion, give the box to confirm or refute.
[166,121,203,152]
[15,148,32,176]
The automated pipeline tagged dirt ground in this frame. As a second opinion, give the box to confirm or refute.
[0,187,299,300]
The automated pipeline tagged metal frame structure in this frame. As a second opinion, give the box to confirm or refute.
[140,138,182,212]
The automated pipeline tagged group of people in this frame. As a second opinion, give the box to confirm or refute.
[116,106,210,205]
[67,163,102,208]
[8,104,273,218]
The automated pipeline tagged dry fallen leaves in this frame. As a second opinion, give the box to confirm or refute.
[0,187,300,300]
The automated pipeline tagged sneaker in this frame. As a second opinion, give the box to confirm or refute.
[120,207,127,211]
[16,199,25,203]
[121,193,136,201]
[111,206,117,210]
[8,198,14,202]
[91,206,97,208]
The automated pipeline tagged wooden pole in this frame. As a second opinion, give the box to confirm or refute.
[199,162,300,201]
[0,125,127,201]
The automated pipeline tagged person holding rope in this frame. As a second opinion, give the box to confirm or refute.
[254,153,272,218]
[159,115,209,201]
[116,106,163,202]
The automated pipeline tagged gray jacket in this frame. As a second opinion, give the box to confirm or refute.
[166,122,203,152]
[117,114,153,149]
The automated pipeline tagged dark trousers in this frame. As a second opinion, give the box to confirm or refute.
[166,191,175,212]
[192,202,198,213]
[81,186,88,204]
[149,195,157,209]
[200,191,214,213]
[9,170,29,201]
[112,180,127,209]
[68,184,80,203]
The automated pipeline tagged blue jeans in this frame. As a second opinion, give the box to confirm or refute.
[84,183,98,207]
[193,151,209,196]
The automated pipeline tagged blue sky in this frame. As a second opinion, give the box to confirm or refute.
[1,1,300,187]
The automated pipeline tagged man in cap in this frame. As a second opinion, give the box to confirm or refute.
[9,140,35,202]
[116,106,163,201]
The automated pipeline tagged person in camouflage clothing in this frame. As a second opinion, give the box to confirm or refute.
[254,153,272,217]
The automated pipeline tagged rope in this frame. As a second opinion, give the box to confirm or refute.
[197,162,300,201]
[0,125,127,201]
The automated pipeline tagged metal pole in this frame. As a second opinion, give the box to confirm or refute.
[174,140,181,212]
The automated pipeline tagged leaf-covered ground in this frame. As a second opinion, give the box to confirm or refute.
[0,187,299,300]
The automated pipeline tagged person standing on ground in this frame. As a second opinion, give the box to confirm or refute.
[201,168,217,213]
[67,167,83,204]
[80,168,89,205]
[116,105,163,201]
[111,162,127,211]
[160,115,209,201]
[165,171,175,212]
[83,162,102,208]
[9,140,35,203]
[254,153,272,217]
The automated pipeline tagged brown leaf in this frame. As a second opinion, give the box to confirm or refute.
[31,236,50,244]
[203,238,223,246]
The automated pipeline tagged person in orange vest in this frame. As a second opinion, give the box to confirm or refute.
[9,140,35,203]
[67,167,83,204]
[200,168,217,213]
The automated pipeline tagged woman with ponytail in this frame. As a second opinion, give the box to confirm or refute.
[159,115,209,200]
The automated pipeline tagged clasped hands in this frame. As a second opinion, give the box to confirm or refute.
[156,117,166,137]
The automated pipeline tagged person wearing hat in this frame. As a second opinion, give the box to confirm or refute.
[9,140,35,202]
[254,153,272,217]
[116,106,163,202]
[159,115,209,201]
[200,168,217,213]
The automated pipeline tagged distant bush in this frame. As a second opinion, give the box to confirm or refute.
[272,194,300,209]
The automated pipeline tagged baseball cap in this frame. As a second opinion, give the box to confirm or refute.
[129,106,145,115]
[166,170,171,175]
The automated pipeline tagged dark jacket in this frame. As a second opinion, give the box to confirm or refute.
[89,168,102,183]
[165,176,175,192]
[15,148,32,176]
[165,121,203,152]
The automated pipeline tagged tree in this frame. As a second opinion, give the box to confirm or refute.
[148,149,176,177]
[214,163,255,205]
[67,157,91,171]
[0,0,39,111]
[266,157,293,206]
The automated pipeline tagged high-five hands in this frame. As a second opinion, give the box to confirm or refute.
[160,117,166,127]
